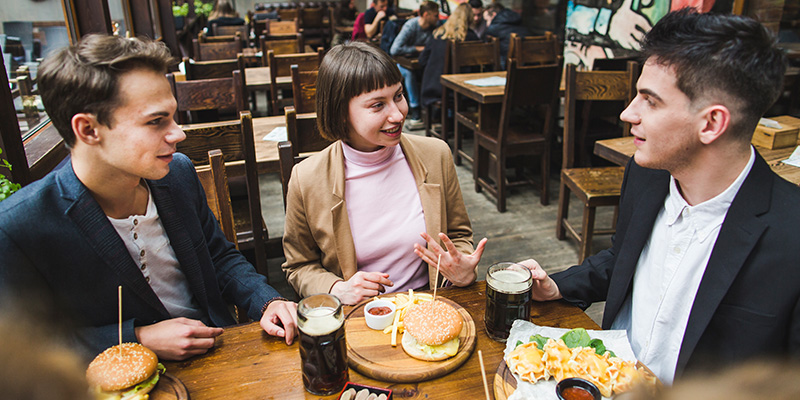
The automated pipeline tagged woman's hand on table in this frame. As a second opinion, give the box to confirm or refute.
[135,317,224,360]
[330,271,394,305]
[260,300,299,345]
[414,232,487,287]
[517,259,562,301]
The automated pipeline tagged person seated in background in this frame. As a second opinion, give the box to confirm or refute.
[419,3,479,111]
[0,34,298,361]
[207,0,245,29]
[332,0,358,46]
[483,2,530,68]
[517,9,798,384]
[353,0,396,41]
[253,5,280,21]
[282,41,487,305]
[468,0,487,40]
[390,0,440,129]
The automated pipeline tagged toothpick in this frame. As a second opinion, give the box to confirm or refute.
[118,286,123,347]
[479,350,490,400]
[433,254,441,302]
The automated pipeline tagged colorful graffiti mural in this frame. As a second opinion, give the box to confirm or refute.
[564,0,720,69]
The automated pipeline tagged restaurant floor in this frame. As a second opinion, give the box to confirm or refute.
[257,128,612,326]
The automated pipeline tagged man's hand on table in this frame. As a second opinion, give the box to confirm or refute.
[517,259,562,301]
[135,317,224,360]
[330,271,394,305]
[414,232,487,287]
[260,299,299,345]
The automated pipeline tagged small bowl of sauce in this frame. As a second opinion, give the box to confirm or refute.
[556,377,601,400]
[364,299,396,330]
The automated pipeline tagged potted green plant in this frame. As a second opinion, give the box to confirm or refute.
[0,149,21,202]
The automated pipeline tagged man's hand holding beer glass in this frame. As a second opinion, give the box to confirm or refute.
[516,259,562,301]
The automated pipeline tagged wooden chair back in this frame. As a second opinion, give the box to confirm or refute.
[179,111,271,277]
[184,57,240,80]
[562,61,638,169]
[449,38,500,73]
[290,64,318,114]
[168,70,246,124]
[212,24,249,39]
[255,19,299,37]
[279,8,298,21]
[267,49,324,114]
[193,37,243,61]
[259,33,304,56]
[279,106,333,207]
[508,32,559,67]
[300,6,325,28]
[196,149,237,245]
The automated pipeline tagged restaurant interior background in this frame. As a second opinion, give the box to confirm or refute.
[0,0,797,217]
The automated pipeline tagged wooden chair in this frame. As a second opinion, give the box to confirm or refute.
[167,70,246,124]
[179,111,279,278]
[267,49,324,115]
[556,61,638,262]
[193,36,243,61]
[449,38,501,166]
[259,33,304,55]
[507,32,559,67]
[196,149,238,246]
[474,60,561,211]
[212,23,249,39]
[255,19,299,38]
[299,6,328,49]
[279,8,298,21]
[278,106,333,208]
[290,64,318,114]
[183,57,240,80]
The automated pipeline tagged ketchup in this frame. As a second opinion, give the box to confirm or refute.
[561,387,595,400]
[368,306,393,316]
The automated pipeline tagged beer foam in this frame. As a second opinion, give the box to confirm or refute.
[300,307,343,336]
[489,269,532,293]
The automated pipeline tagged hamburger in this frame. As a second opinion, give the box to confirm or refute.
[85,343,165,400]
[401,300,463,361]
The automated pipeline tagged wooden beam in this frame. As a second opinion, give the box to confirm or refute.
[0,54,32,186]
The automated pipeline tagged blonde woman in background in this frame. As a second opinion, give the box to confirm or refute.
[207,0,244,29]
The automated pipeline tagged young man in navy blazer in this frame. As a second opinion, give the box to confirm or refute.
[521,9,799,383]
[0,35,297,360]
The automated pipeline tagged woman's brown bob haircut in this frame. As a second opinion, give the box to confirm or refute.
[315,41,403,141]
[38,34,175,147]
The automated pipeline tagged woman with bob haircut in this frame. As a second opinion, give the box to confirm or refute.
[282,41,487,305]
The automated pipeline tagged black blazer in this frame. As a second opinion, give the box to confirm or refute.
[552,152,800,378]
[0,154,280,358]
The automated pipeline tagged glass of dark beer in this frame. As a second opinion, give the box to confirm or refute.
[484,262,533,342]
[297,294,349,395]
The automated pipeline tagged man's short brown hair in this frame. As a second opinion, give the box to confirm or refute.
[419,1,439,16]
[38,34,175,147]
[315,42,402,142]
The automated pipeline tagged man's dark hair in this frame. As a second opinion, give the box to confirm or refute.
[419,0,439,15]
[38,35,175,147]
[641,8,786,141]
[468,0,483,9]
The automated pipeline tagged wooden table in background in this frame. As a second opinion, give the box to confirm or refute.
[163,281,599,399]
[440,71,507,164]
[594,136,800,186]
[394,54,421,71]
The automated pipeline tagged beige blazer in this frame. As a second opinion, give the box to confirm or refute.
[282,134,475,298]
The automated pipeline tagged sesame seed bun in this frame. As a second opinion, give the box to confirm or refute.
[86,343,158,392]
[401,300,463,361]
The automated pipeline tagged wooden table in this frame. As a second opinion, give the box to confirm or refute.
[594,136,800,186]
[440,71,507,165]
[163,281,598,399]
[394,54,421,71]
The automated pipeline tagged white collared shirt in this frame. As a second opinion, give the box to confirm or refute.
[611,147,755,384]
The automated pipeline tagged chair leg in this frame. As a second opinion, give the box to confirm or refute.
[474,142,485,193]
[423,104,432,137]
[579,205,596,263]
[453,95,462,166]
[497,153,507,213]
[540,148,550,206]
[556,178,569,240]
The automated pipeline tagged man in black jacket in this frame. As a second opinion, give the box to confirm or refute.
[483,3,529,68]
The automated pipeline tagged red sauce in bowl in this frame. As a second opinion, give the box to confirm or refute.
[368,306,393,316]
[561,387,595,400]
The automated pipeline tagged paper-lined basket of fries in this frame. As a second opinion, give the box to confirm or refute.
[498,320,658,400]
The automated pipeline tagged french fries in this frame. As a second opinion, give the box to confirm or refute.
[376,289,434,347]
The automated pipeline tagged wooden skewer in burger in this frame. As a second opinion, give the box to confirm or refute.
[401,258,463,361]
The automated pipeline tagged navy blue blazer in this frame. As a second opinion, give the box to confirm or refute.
[552,152,800,378]
[0,153,280,357]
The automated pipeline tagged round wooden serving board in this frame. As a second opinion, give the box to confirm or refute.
[345,296,476,383]
[151,373,190,400]
[493,360,516,400]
